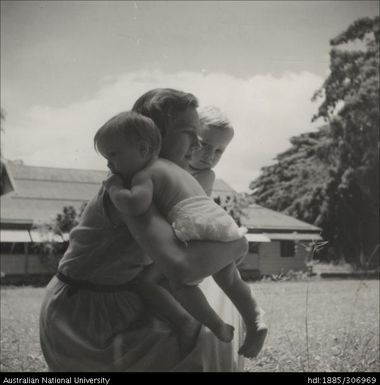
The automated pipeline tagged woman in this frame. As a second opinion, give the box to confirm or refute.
[39,88,247,372]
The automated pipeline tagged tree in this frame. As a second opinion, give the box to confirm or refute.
[214,193,251,227]
[250,127,330,222]
[250,127,335,261]
[31,204,86,270]
[312,17,379,267]
[250,17,379,267]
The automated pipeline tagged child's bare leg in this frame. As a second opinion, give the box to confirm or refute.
[170,282,234,342]
[213,263,268,358]
[137,265,201,357]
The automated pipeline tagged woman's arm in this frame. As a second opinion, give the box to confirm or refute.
[121,204,248,285]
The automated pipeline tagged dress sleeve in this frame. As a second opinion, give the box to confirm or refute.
[100,186,126,227]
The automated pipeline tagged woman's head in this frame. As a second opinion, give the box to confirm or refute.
[94,111,161,179]
[132,88,201,168]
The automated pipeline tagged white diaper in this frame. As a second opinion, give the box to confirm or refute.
[168,195,247,244]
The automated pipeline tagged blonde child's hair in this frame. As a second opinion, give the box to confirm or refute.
[198,106,234,137]
[94,111,162,156]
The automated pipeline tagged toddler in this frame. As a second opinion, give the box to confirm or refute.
[97,111,264,358]
[189,106,268,357]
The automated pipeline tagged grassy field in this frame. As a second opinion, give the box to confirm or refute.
[1,279,379,372]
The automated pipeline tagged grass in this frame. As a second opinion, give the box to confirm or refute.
[245,279,379,372]
[1,286,47,372]
[0,279,379,372]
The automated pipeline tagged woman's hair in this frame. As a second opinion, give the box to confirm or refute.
[94,111,161,155]
[198,106,234,136]
[132,88,198,137]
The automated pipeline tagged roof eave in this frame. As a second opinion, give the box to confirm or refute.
[0,219,34,230]
[246,227,321,233]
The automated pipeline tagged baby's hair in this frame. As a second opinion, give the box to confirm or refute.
[132,88,198,137]
[94,111,161,155]
[198,106,234,137]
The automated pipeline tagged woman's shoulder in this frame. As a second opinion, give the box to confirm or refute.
[148,158,186,181]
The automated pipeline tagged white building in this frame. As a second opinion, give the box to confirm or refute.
[0,162,321,283]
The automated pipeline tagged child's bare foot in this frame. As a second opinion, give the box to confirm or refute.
[213,322,235,342]
[238,317,268,358]
[177,319,202,358]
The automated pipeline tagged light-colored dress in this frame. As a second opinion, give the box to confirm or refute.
[39,187,244,372]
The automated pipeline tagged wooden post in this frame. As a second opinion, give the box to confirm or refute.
[24,242,29,276]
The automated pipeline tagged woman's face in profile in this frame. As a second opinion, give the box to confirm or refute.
[161,107,201,169]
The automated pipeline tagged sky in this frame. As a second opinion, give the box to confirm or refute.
[1,1,379,192]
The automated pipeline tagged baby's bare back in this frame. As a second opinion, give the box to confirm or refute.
[146,158,206,216]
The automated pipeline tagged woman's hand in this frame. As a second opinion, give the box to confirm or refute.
[121,204,248,285]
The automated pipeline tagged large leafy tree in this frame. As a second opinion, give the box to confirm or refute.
[251,17,379,267]
[250,127,331,224]
[32,204,86,270]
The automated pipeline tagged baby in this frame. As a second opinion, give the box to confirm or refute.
[97,111,264,358]
[189,106,268,357]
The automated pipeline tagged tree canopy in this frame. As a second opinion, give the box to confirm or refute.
[250,17,379,267]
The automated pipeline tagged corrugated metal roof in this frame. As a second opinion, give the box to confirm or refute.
[211,179,235,201]
[1,163,104,224]
[1,163,321,233]
[10,179,100,200]
[7,162,106,184]
[241,204,321,232]
[264,232,322,240]
[212,179,235,194]
[0,163,236,225]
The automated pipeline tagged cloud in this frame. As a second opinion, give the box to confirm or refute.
[3,70,323,191]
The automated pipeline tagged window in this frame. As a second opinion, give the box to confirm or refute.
[280,241,295,257]
[248,242,260,254]
[0,242,25,254]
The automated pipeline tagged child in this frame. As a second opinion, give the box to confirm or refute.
[189,106,268,358]
[97,111,263,358]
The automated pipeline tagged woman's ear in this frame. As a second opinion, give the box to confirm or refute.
[139,141,151,158]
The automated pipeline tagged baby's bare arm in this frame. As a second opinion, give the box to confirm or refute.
[103,172,154,216]
[193,169,215,197]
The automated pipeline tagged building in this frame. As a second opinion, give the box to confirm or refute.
[239,204,322,278]
[0,162,106,281]
[0,162,322,282]
[201,174,322,278]
[0,160,16,196]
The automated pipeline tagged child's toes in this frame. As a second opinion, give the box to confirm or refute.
[238,327,268,358]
